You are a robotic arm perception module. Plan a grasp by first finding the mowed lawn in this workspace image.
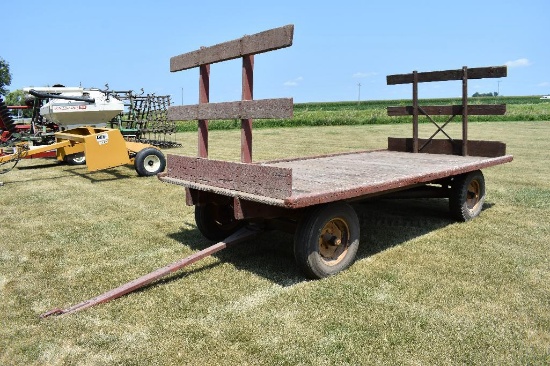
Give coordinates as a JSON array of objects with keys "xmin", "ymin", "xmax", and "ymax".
[{"xmin": 1, "ymin": 121, "xmax": 549, "ymax": 365}]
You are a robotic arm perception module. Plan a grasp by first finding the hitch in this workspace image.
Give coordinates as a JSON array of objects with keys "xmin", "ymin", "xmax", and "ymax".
[{"xmin": 40, "ymin": 226, "xmax": 260, "ymax": 318}]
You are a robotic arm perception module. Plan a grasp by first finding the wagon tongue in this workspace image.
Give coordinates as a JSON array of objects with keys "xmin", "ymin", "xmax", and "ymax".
[{"xmin": 39, "ymin": 226, "xmax": 260, "ymax": 318}]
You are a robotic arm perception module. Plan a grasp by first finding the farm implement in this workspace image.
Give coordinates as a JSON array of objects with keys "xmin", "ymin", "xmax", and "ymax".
[
  {"xmin": 40, "ymin": 24, "xmax": 512, "ymax": 318},
  {"xmin": 0, "ymin": 125, "xmax": 166, "ymax": 176},
  {"xmin": 0, "ymin": 88, "xmax": 167, "ymax": 176},
  {"xmin": 108, "ymin": 90, "xmax": 181, "ymax": 148}
]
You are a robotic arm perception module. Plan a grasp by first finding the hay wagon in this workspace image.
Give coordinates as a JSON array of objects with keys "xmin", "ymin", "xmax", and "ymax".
[
  {"xmin": 41, "ymin": 24, "xmax": 512, "ymax": 317},
  {"xmin": 158, "ymin": 24, "xmax": 511, "ymax": 279}
]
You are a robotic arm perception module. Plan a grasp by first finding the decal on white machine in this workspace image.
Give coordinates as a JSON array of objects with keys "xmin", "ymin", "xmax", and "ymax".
[
  {"xmin": 96, "ymin": 133, "xmax": 109, "ymax": 145},
  {"xmin": 52, "ymin": 105, "xmax": 87, "ymax": 111}
]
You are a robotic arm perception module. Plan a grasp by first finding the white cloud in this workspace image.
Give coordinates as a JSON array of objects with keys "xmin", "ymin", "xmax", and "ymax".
[
  {"xmin": 505, "ymin": 58, "xmax": 531, "ymax": 68},
  {"xmin": 353, "ymin": 71, "xmax": 377, "ymax": 78},
  {"xmin": 537, "ymin": 81, "xmax": 550, "ymax": 87},
  {"xmin": 284, "ymin": 76, "xmax": 303, "ymax": 87}
]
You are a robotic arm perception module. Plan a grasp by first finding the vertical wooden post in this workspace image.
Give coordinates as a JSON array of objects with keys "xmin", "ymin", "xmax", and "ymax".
[
  {"xmin": 241, "ymin": 54, "xmax": 254, "ymax": 163},
  {"xmin": 462, "ymin": 66, "xmax": 468, "ymax": 156},
  {"xmin": 198, "ymin": 64, "xmax": 210, "ymax": 158},
  {"xmin": 412, "ymin": 70, "xmax": 419, "ymax": 153}
]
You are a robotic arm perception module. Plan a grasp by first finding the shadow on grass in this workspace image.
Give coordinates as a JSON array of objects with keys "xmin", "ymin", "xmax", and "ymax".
[
  {"xmin": 44, "ymin": 199, "xmax": 495, "ymax": 315},
  {"xmin": 7, "ymin": 161, "xmax": 135, "ymax": 183},
  {"xmin": 14, "ymin": 161, "xmax": 61, "ymax": 170},
  {"xmin": 355, "ymin": 199, "xmax": 453, "ymax": 258},
  {"xmin": 67, "ymin": 166, "xmax": 136, "ymax": 183},
  {"xmin": 167, "ymin": 226, "xmax": 304, "ymax": 288},
  {"xmin": 163, "ymin": 198, "xmax": 495, "ymax": 288},
  {"xmin": 356, "ymin": 199, "xmax": 494, "ymax": 258},
  {"xmin": 4, "ymin": 164, "xmax": 79, "ymax": 184}
]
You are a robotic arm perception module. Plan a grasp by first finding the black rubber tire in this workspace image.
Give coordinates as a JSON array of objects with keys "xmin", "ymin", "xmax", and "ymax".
[
  {"xmin": 294, "ymin": 202, "xmax": 360, "ymax": 279},
  {"xmin": 134, "ymin": 147, "xmax": 166, "ymax": 176},
  {"xmin": 64, "ymin": 153, "xmax": 86, "ymax": 165},
  {"xmin": 449, "ymin": 170, "xmax": 486, "ymax": 221},
  {"xmin": 195, "ymin": 203, "xmax": 244, "ymax": 241}
]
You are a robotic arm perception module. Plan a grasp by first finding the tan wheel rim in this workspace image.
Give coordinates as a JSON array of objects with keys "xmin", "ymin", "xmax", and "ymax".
[
  {"xmin": 318, "ymin": 218, "xmax": 350, "ymax": 266},
  {"xmin": 466, "ymin": 180, "xmax": 481, "ymax": 210}
]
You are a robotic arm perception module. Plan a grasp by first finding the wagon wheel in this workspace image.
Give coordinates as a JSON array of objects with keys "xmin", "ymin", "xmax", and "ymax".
[
  {"xmin": 294, "ymin": 202, "xmax": 360, "ymax": 279},
  {"xmin": 449, "ymin": 170, "xmax": 486, "ymax": 221},
  {"xmin": 64, "ymin": 153, "xmax": 86, "ymax": 165},
  {"xmin": 134, "ymin": 147, "xmax": 166, "ymax": 176},
  {"xmin": 195, "ymin": 203, "xmax": 244, "ymax": 242}
]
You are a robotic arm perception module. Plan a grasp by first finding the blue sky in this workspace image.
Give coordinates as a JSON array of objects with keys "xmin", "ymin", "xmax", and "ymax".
[{"xmin": 3, "ymin": 0, "xmax": 549, "ymax": 103}]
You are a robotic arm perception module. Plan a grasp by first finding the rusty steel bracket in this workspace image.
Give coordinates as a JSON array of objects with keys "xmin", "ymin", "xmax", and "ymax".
[{"xmin": 40, "ymin": 226, "xmax": 260, "ymax": 318}]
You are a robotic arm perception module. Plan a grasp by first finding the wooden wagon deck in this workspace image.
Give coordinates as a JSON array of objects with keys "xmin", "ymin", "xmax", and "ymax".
[{"xmin": 158, "ymin": 149, "xmax": 513, "ymax": 209}]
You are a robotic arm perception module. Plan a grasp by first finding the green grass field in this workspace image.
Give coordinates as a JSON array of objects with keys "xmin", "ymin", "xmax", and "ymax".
[
  {"xmin": 1, "ymin": 120, "xmax": 549, "ymax": 365},
  {"xmin": 175, "ymin": 96, "xmax": 550, "ymax": 131}
]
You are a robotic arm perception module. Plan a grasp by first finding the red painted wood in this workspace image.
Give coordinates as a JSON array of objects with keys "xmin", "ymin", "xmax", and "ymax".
[{"xmin": 198, "ymin": 64, "xmax": 210, "ymax": 158}]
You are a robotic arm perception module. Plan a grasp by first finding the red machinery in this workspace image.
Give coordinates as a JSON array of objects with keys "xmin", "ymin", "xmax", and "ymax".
[{"xmin": 0, "ymin": 96, "xmax": 57, "ymax": 161}]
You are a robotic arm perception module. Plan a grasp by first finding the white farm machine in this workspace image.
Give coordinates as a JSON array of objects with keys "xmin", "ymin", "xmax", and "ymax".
[
  {"xmin": 29, "ymin": 86, "xmax": 124, "ymax": 127},
  {"xmin": 0, "ymin": 85, "xmax": 176, "ymax": 176}
]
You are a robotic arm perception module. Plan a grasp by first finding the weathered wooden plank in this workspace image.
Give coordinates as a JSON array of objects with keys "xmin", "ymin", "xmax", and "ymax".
[
  {"xmin": 160, "ymin": 150, "xmax": 512, "ymax": 207},
  {"xmin": 387, "ymin": 137, "xmax": 507, "ymax": 157},
  {"xmin": 387, "ymin": 66, "xmax": 507, "ymax": 85},
  {"xmin": 267, "ymin": 150, "xmax": 512, "ymax": 208},
  {"xmin": 170, "ymin": 24, "xmax": 294, "ymax": 72},
  {"xmin": 165, "ymin": 155, "xmax": 293, "ymax": 199},
  {"xmin": 387, "ymin": 104, "xmax": 506, "ymax": 116},
  {"xmin": 167, "ymin": 98, "xmax": 293, "ymax": 121}
]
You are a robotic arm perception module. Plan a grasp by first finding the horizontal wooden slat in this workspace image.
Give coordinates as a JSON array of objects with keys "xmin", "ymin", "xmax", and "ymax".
[
  {"xmin": 387, "ymin": 137, "xmax": 507, "ymax": 157},
  {"xmin": 170, "ymin": 24, "xmax": 294, "ymax": 72},
  {"xmin": 167, "ymin": 98, "xmax": 293, "ymax": 121},
  {"xmin": 387, "ymin": 66, "xmax": 507, "ymax": 85},
  {"xmin": 387, "ymin": 104, "xmax": 506, "ymax": 116},
  {"xmin": 165, "ymin": 155, "xmax": 293, "ymax": 199}
]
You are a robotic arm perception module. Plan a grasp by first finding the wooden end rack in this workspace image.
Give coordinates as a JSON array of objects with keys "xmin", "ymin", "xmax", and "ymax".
[
  {"xmin": 386, "ymin": 66, "xmax": 507, "ymax": 156},
  {"xmin": 168, "ymin": 24, "xmax": 295, "ymax": 163}
]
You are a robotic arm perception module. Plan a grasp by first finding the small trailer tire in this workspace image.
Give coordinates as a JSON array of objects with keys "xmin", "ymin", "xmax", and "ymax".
[
  {"xmin": 294, "ymin": 202, "xmax": 360, "ymax": 279},
  {"xmin": 195, "ymin": 203, "xmax": 244, "ymax": 241},
  {"xmin": 134, "ymin": 147, "xmax": 166, "ymax": 176},
  {"xmin": 64, "ymin": 153, "xmax": 86, "ymax": 165},
  {"xmin": 449, "ymin": 170, "xmax": 486, "ymax": 221}
]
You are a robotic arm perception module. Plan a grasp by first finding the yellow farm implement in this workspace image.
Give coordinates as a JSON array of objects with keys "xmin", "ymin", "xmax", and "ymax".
[{"xmin": 0, "ymin": 126, "xmax": 166, "ymax": 176}]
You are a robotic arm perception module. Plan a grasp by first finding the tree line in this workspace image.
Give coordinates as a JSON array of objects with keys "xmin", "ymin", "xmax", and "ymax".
[{"xmin": 472, "ymin": 92, "xmax": 499, "ymax": 97}]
